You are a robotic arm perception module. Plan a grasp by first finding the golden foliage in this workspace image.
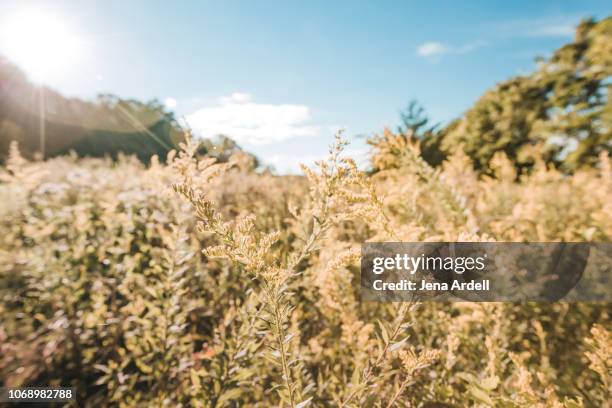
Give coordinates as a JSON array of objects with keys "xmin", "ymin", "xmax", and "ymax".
[{"xmin": 0, "ymin": 134, "xmax": 610, "ymax": 407}]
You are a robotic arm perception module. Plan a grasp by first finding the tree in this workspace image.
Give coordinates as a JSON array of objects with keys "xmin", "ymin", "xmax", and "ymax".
[
  {"xmin": 439, "ymin": 17, "xmax": 611, "ymax": 173},
  {"xmin": 60, "ymin": 95, "xmax": 186, "ymax": 163},
  {"xmin": 398, "ymin": 100, "xmax": 445, "ymax": 166},
  {"xmin": 1, "ymin": 57, "xmax": 185, "ymax": 163},
  {"xmin": 196, "ymin": 135, "xmax": 259, "ymax": 169}
]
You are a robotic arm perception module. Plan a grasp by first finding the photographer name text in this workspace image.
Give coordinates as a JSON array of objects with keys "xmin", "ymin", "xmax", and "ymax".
[{"xmin": 372, "ymin": 279, "xmax": 490, "ymax": 291}]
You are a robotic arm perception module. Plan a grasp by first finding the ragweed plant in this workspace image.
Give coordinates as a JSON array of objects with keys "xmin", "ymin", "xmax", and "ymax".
[
  {"xmin": 172, "ymin": 138, "xmax": 307, "ymax": 406},
  {"xmin": 0, "ymin": 132, "xmax": 610, "ymax": 407},
  {"xmin": 173, "ymin": 131, "xmax": 438, "ymax": 407},
  {"xmin": 584, "ymin": 325, "xmax": 611, "ymax": 406}
]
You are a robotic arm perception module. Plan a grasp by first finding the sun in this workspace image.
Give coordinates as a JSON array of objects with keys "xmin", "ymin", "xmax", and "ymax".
[{"xmin": 0, "ymin": 9, "xmax": 82, "ymax": 82}]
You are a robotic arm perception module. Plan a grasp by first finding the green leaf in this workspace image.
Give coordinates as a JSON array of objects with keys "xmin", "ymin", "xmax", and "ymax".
[
  {"xmin": 217, "ymin": 388, "xmax": 243, "ymax": 405},
  {"xmin": 457, "ymin": 372, "xmax": 476, "ymax": 383},
  {"xmin": 233, "ymin": 369, "xmax": 254, "ymax": 382},
  {"xmin": 284, "ymin": 332, "xmax": 296, "ymax": 344},
  {"xmin": 296, "ymin": 397, "xmax": 313, "ymax": 408},
  {"xmin": 377, "ymin": 320, "xmax": 389, "ymax": 344},
  {"xmin": 389, "ymin": 336, "xmax": 409, "ymax": 352},
  {"xmin": 469, "ymin": 385, "xmax": 494, "ymax": 406},
  {"xmin": 562, "ymin": 397, "xmax": 583, "ymax": 408},
  {"xmin": 135, "ymin": 360, "xmax": 152, "ymax": 374},
  {"xmin": 480, "ymin": 375, "xmax": 499, "ymax": 391},
  {"xmin": 190, "ymin": 369, "xmax": 201, "ymax": 390},
  {"xmin": 351, "ymin": 366, "xmax": 361, "ymax": 386}
]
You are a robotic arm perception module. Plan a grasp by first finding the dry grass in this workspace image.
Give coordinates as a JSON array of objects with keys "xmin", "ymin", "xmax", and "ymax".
[{"xmin": 0, "ymin": 133, "xmax": 610, "ymax": 407}]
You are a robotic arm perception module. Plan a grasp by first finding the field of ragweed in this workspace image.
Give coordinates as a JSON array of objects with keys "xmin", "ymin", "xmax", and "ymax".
[{"xmin": 0, "ymin": 133, "xmax": 610, "ymax": 407}]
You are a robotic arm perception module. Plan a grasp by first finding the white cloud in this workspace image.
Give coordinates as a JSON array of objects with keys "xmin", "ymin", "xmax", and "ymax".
[
  {"xmin": 416, "ymin": 42, "xmax": 448, "ymax": 57},
  {"xmin": 164, "ymin": 97, "xmax": 177, "ymax": 109},
  {"xmin": 416, "ymin": 41, "xmax": 485, "ymax": 60},
  {"xmin": 494, "ymin": 15, "xmax": 580, "ymax": 38},
  {"xmin": 220, "ymin": 92, "xmax": 251, "ymax": 104},
  {"xmin": 416, "ymin": 15, "xmax": 580, "ymax": 62},
  {"xmin": 185, "ymin": 92, "xmax": 320, "ymax": 145},
  {"xmin": 266, "ymin": 153, "xmax": 326, "ymax": 174},
  {"xmin": 266, "ymin": 147, "xmax": 370, "ymax": 174}
]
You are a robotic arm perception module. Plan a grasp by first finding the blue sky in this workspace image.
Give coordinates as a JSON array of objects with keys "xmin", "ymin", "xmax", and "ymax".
[{"xmin": 0, "ymin": 0, "xmax": 610, "ymax": 172}]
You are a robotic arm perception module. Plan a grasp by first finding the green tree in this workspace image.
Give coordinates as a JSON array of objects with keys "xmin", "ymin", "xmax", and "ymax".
[
  {"xmin": 440, "ymin": 17, "xmax": 611, "ymax": 172},
  {"xmin": 60, "ymin": 95, "xmax": 185, "ymax": 163},
  {"xmin": 1, "ymin": 57, "xmax": 185, "ymax": 162},
  {"xmin": 397, "ymin": 100, "xmax": 445, "ymax": 166}
]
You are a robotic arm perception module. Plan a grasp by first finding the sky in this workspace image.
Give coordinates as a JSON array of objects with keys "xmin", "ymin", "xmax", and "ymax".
[{"xmin": 0, "ymin": 0, "xmax": 610, "ymax": 172}]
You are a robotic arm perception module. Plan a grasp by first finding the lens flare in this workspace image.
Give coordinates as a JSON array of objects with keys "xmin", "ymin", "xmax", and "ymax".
[{"xmin": 0, "ymin": 9, "xmax": 81, "ymax": 82}]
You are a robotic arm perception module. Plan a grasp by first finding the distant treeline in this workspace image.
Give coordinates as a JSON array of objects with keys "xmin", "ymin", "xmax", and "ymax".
[
  {"xmin": 0, "ymin": 58, "xmax": 192, "ymax": 163},
  {"xmin": 0, "ymin": 58, "xmax": 260, "ymax": 166}
]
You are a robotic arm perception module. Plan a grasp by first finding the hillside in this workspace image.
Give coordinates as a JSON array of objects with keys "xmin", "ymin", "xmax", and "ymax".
[{"xmin": 0, "ymin": 57, "xmax": 184, "ymax": 162}]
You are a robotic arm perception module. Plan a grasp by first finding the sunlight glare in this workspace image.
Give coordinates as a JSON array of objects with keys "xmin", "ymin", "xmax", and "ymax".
[{"xmin": 0, "ymin": 9, "xmax": 81, "ymax": 82}]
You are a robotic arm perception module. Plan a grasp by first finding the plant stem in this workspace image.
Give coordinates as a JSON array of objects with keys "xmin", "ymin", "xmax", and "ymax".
[{"xmin": 340, "ymin": 303, "xmax": 410, "ymax": 407}]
